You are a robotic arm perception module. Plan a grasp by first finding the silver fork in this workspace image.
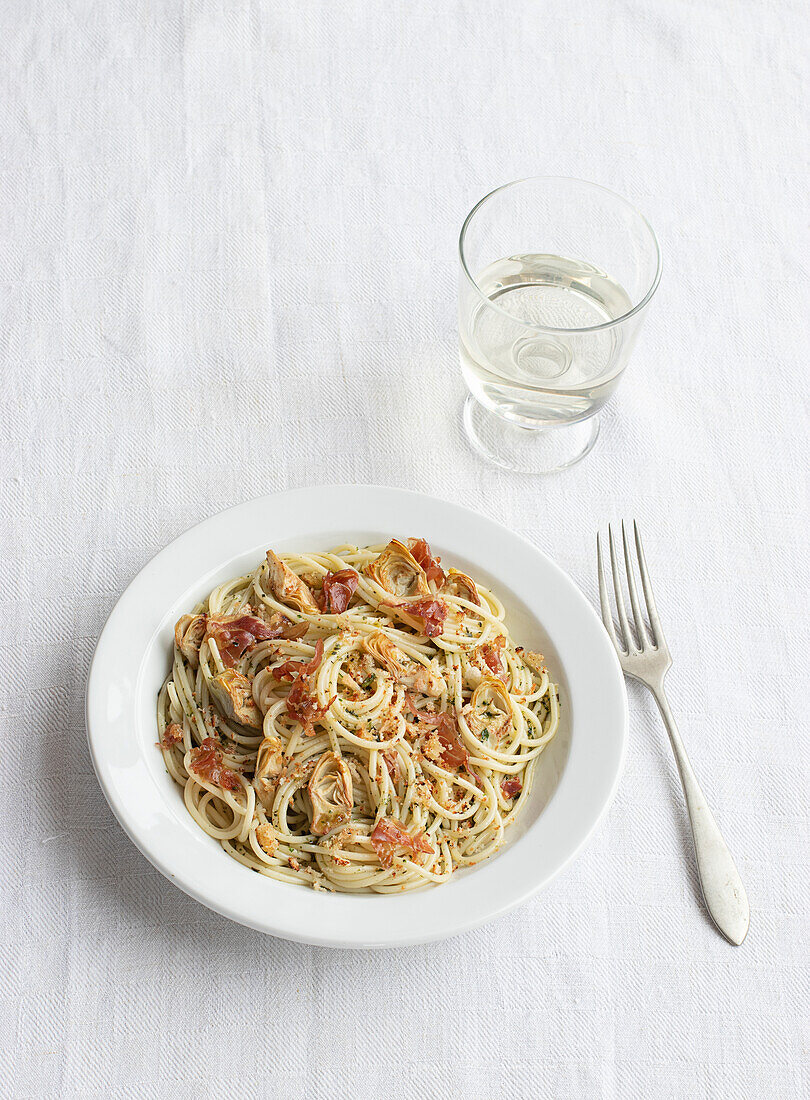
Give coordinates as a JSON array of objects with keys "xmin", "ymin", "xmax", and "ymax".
[{"xmin": 597, "ymin": 521, "xmax": 749, "ymax": 946}]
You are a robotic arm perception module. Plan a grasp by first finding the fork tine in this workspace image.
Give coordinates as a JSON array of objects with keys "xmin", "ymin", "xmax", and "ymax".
[
  {"xmin": 622, "ymin": 520, "xmax": 649, "ymax": 647},
  {"xmin": 597, "ymin": 532, "xmax": 623, "ymax": 653},
  {"xmin": 608, "ymin": 524, "xmax": 635, "ymax": 651},
  {"xmin": 633, "ymin": 520, "xmax": 663, "ymax": 645}
]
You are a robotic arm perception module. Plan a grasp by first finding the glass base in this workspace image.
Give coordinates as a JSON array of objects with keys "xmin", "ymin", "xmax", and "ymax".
[{"xmin": 463, "ymin": 395, "xmax": 600, "ymax": 473}]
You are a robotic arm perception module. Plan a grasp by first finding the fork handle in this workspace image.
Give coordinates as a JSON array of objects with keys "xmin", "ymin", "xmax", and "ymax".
[{"xmin": 651, "ymin": 683, "xmax": 749, "ymax": 945}]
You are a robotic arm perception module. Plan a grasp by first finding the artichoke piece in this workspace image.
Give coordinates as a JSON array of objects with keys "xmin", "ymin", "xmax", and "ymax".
[
  {"xmin": 307, "ymin": 751, "xmax": 353, "ymax": 836},
  {"xmin": 442, "ymin": 569, "xmax": 481, "ymax": 606},
  {"xmin": 210, "ymin": 669, "xmax": 263, "ymax": 729},
  {"xmin": 265, "ymin": 549, "xmax": 319, "ymax": 613},
  {"xmin": 253, "ymin": 735, "xmax": 284, "ymax": 809},
  {"xmin": 174, "ymin": 613, "xmax": 207, "ymax": 668},
  {"xmin": 362, "ymin": 631, "xmax": 408, "ymax": 677},
  {"xmin": 463, "ymin": 677, "xmax": 513, "ymax": 742},
  {"xmin": 366, "ymin": 539, "xmax": 430, "ymax": 598}
]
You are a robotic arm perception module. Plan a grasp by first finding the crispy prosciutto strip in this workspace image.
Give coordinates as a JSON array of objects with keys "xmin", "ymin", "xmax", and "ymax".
[
  {"xmin": 197, "ymin": 610, "xmax": 305, "ymax": 669},
  {"xmin": 475, "ymin": 635, "xmax": 508, "ymax": 683},
  {"xmin": 285, "ymin": 678, "xmax": 335, "ymax": 737},
  {"xmin": 380, "ymin": 596, "xmax": 447, "ymax": 637},
  {"xmin": 262, "ymin": 614, "xmax": 310, "ymax": 640},
  {"xmin": 381, "ymin": 750, "xmax": 400, "ymax": 784},
  {"xmin": 189, "ymin": 737, "xmax": 241, "ymax": 791},
  {"xmin": 433, "ymin": 711, "xmax": 469, "ymax": 769},
  {"xmin": 405, "ymin": 700, "xmax": 468, "ymax": 770},
  {"xmin": 206, "ymin": 613, "xmax": 280, "ymax": 667},
  {"xmin": 273, "ymin": 639, "xmax": 325, "ymax": 682},
  {"xmin": 501, "ymin": 778, "xmax": 522, "ymax": 799},
  {"xmin": 318, "ymin": 569, "xmax": 360, "ymax": 614},
  {"xmin": 279, "ymin": 635, "xmax": 332, "ymax": 735},
  {"xmin": 407, "ymin": 538, "xmax": 446, "ymax": 588},
  {"xmin": 159, "ymin": 722, "xmax": 184, "ymax": 749},
  {"xmin": 370, "ymin": 816, "xmax": 433, "ymax": 868},
  {"xmin": 409, "ymin": 597, "xmax": 447, "ymax": 637}
]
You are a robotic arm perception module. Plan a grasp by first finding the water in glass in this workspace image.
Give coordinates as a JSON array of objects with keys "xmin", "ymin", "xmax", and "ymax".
[{"xmin": 459, "ymin": 253, "xmax": 633, "ymax": 427}]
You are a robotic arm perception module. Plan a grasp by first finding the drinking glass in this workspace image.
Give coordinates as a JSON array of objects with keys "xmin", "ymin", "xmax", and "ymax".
[{"xmin": 458, "ymin": 177, "xmax": 661, "ymax": 472}]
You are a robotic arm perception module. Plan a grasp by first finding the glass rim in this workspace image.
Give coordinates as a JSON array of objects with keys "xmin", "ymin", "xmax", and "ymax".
[{"xmin": 458, "ymin": 175, "xmax": 662, "ymax": 336}]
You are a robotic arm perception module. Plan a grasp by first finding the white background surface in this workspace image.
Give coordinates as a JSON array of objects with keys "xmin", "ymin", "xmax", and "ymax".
[{"xmin": 2, "ymin": 2, "xmax": 808, "ymax": 1097}]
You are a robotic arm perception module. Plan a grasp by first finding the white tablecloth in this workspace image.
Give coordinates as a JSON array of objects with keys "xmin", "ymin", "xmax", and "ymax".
[{"xmin": 2, "ymin": 2, "xmax": 808, "ymax": 1097}]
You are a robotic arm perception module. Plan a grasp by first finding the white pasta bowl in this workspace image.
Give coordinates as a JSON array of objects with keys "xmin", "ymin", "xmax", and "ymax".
[{"xmin": 86, "ymin": 485, "xmax": 627, "ymax": 947}]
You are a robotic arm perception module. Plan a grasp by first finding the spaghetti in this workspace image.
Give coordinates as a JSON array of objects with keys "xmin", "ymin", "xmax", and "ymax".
[{"xmin": 157, "ymin": 538, "xmax": 559, "ymax": 893}]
